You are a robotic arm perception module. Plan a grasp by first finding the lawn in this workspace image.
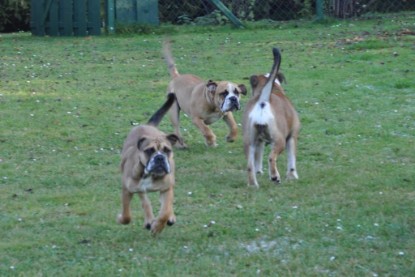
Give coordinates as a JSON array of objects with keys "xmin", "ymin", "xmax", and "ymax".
[{"xmin": 1, "ymin": 13, "xmax": 414, "ymax": 276}]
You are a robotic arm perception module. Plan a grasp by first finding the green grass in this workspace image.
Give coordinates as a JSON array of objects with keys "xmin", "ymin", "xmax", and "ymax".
[{"xmin": 1, "ymin": 14, "xmax": 414, "ymax": 276}]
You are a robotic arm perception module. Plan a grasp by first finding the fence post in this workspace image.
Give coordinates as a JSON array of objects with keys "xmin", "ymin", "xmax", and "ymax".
[
  {"xmin": 106, "ymin": 0, "xmax": 115, "ymax": 33},
  {"xmin": 316, "ymin": 0, "xmax": 324, "ymax": 20}
]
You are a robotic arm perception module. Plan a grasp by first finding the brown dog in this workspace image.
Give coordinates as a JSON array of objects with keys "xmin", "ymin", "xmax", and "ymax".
[
  {"xmin": 163, "ymin": 40, "xmax": 247, "ymax": 147},
  {"xmin": 118, "ymin": 93, "xmax": 179, "ymax": 235},
  {"xmin": 242, "ymin": 48, "xmax": 300, "ymax": 188}
]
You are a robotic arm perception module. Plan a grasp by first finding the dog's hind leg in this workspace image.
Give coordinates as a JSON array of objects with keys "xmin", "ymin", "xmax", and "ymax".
[
  {"xmin": 169, "ymin": 100, "xmax": 187, "ymax": 148},
  {"xmin": 138, "ymin": 192, "xmax": 155, "ymax": 230},
  {"xmin": 286, "ymin": 135, "xmax": 299, "ymax": 180},
  {"xmin": 223, "ymin": 112, "xmax": 238, "ymax": 142},
  {"xmin": 151, "ymin": 187, "xmax": 175, "ymax": 235},
  {"xmin": 254, "ymin": 141, "xmax": 265, "ymax": 174},
  {"xmin": 268, "ymin": 139, "xmax": 285, "ymax": 184},
  {"xmin": 117, "ymin": 186, "xmax": 134, "ymax": 224},
  {"xmin": 247, "ymin": 144, "xmax": 260, "ymax": 188}
]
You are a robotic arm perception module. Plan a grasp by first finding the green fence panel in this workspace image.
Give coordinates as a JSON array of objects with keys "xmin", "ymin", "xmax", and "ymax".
[
  {"xmin": 30, "ymin": 0, "xmax": 45, "ymax": 36},
  {"xmin": 74, "ymin": 0, "xmax": 87, "ymax": 36},
  {"xmin": 46, "ymin": 0, "xmax": 59, "ymax": 36},
  {"xmin": 30, "ymin": 0, "xmax": 101, "ymax": 36},
  {"xmin": 87, "ymin": 0, "xmax": 101, "ymax": 35},
  {"xmin": 59, "ymin": 0, "xmax": 73, "ymax": 35},
  {"xmin": 116, "ymin": 0, "xmax": 159, "ymax": 25}
]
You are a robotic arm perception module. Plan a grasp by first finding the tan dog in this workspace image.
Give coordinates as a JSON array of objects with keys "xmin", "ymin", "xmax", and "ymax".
[
  {"xmin": 118, "ymin": 93, "xmax": 179, "ymax": 235},
  {"xmin": 242, "ymin": 48, "xmax": 300, "ymax": 188},
  {"xmin": 163, "ymin": 40, "xmax": 247, "ymax": 147}
]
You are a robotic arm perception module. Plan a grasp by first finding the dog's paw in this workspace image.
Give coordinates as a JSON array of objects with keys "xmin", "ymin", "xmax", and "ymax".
[
  {"xmin": 205, "ymin": 140, "xmax": 218, "ymax": 147},
  {"xmin": 144, "ymin": 218, "xmax": 155, "ymax": 230},
  {"xmin": 247, "ymin": 181, "xmax": 259, "ymax": 188},
  {"xmin": 226, "ymin": 135, "xmax": 236, "ymax": 143},
  {"xmin": 150, "ymin": 220, "xmax": 166, "ymax": 235},
  {"xmin": 167, "ymin": 214, "xmax": 176, "ymax": 226},
  {"xmin": 117, "ymin": 214, "xmax": 131, "ymax": 225},
  {"xmin": 286, "ymin": 169, "xmax": 299, "ymax": 180},
  {"xmin": 271, "ymin": 176, "xmax": 281, "ymax": 184}
]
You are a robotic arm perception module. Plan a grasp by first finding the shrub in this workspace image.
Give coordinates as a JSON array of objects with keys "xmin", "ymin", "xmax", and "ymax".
[{"xmin": 0, "ymin": 0, "xmax": 30, "ymax": 32}]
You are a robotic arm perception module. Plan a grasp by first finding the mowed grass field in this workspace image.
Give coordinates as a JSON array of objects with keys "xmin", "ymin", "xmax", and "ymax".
[{"xmin": 1, "ymin": 14, "xmax": 414, "ymax": 276}]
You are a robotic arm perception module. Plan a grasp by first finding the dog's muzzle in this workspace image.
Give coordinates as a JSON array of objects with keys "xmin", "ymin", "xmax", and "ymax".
[
  {"xmin": 222, "ymin": 96, "xmax": 240, "ymax": 112},
  {"xmin": 145, "ymin": 152, "xmax": 170, "ymax": 177}
]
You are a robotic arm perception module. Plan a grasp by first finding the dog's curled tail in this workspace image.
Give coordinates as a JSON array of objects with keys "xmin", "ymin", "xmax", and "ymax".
[
  {"xmin": 147, "ymin": 93, "xmax": 176, "ymax": 127},
  {"xmin": 259, "ymin": 47, "xmax": 282, "ymax": 103},
  {"xmin": 163, "ymin": 40, "xmax": 180, "ymax": 79}
]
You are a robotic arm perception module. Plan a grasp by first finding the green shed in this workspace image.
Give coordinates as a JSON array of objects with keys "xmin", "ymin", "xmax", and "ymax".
[{"xmin": 116, "ymin": 0, "xmax": 159, "ymax": 25}]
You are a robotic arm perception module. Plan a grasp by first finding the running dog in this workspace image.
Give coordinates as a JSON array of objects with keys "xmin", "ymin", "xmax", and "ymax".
[
  {"xmin": 163, "ymin": 40, "xmax": 247, "ymax": 147},
  {"xmin": 242, "ymin": 48, "xmax": 300, "ymax": 188},
  {"xmin": 118, "ymin": 93, "xmax": 179, "ymax": 235}
]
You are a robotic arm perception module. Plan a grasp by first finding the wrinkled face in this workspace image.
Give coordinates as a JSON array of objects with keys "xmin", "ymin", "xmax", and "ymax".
[
  {"xmin": 212, "ymin": 82, "xmax": 247, "ymax": 113},
  {"xmin": 137, "ymin": 137, "xmax": 174, "ymax": 177}
]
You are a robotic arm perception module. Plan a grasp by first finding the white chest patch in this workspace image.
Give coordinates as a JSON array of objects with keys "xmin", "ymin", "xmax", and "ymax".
[{"xmin": 138, "ymin": 176, "xmax": 153, "ymax": 192}]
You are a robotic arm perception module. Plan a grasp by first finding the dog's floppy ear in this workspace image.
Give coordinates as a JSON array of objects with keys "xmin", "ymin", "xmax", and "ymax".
[
  {"xmin": 276, "ymin": 72, "xmax": 287, "ymax": 84},
  {"xmin": 206, "ymin": 80, "xmax": 217, "ymax": 94},
  {"xmin": 137, "ymin": 137, "xmax": 148, "ymax": 150},
  {"xmin": 166, "ymin": 134, "xmax": 179, "ymax": 145},
  {"xmin": 250, "ymin": 75, "xmax": 259, "ymax": 88},
  {"xmin": 238, "ymin": 84, "xmax": 247, "ymax": 95}
]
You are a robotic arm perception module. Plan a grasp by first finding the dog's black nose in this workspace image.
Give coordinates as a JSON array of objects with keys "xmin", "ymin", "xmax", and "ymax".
[
  {"xmin": 229, "ymin": 96, "xmax": 240, "ymax": 110},
  {"xmin": 154, "ymin": 154, "xmax": 164, "ymax": 163}
]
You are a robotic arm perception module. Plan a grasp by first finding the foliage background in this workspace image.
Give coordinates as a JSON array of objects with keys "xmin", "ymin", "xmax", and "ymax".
[{"xmin": 1, "ymin": 0, "xmax": 415, "ymax": 33}]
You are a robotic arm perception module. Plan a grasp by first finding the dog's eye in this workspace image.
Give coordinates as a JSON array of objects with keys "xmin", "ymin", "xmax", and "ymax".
[
  {"xmin": 144, "ymin": 148, "xmax": 155, "ymax": 157},
  {"xmin": 233, "ymin": 88, "xmax": 239, "ymax": 95},
  {"xmin": 163, "ymin": 147, "xmax": 171, "ymax": 155},
  {"xmin": 221, "ymin": 90, "xmax": 229, "ymax": 97}
]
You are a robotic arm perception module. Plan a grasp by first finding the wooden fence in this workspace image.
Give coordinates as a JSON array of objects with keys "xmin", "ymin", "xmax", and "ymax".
[{"xmin": 31, "ymin": 0, "xmax": 101, "ymax": 36}]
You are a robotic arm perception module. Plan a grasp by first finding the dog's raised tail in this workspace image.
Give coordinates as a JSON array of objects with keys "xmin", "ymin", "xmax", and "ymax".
[
  {"xmin": 163, "ymin": 40, "xmax": 180, "ymax": 79},
  {"xmin": 258, "ymin": 47, "xmax": 282, "ymax": 103},
  {"xmin": 147, "ymin": 93, "xmax": 176, "ymax": 127}
]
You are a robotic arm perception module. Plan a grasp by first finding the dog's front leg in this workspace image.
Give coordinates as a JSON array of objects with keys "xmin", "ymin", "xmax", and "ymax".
[
  {"xmin": 118, "ymin": 186, "xmax": 133, "ymax": 224},
  {"xmin": 223, "ymin": 112, "xmax": 238, "ymax": 142},
  {"xmin": 192, "ymin": 117, "xmax": 217, "ymax": 147},
  {"xmin": 151, "ymin": 187, "xmax": 175, "ymax": 235},
  {"xmin": 138, "ymin": 192, "xmax": 155, "ymax": 230}
]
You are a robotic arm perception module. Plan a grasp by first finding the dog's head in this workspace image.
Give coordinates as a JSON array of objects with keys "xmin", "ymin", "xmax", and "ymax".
[
  {"xmin": 137, "ymin": 134, "xmax": 178, "ymax": 177},
  {"xmin": 206, "ymin": 80, "xmax": 247, "ymax": 112},
  {"xmin": 249, "ymin": 72, "xmax": 286, "ymax": 97}
]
